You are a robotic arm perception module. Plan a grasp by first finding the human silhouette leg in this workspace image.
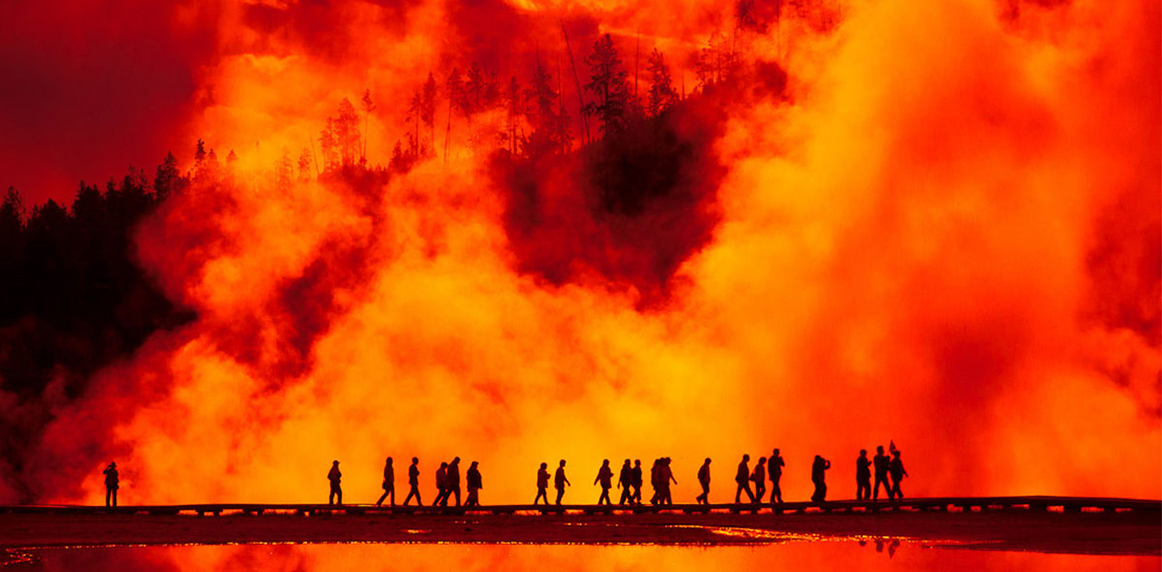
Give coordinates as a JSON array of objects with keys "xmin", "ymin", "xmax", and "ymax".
[
  {"xmin": 452, "ymin": 486, "xmax": 461, "ymax": 506},
  {"xmin": 555, "ymin": 487, "xmax": 565, "ymax": 505},
  {"xmin": 754, "ymin": 483, "xmax": 765, "ymax": 504},
  {"xmin": 874, "ymin": 476, "xmax": 888, "ymax": 500},
  {"xmin": 771, "ymin": 478, "xmax": 782, "ymax": 504},
  {"xmin": 735, "ymin": 482, "xmax": 754, "ymax": 503},
  {"xmin": 404, "ymin": 485, "xmax": 421, "ymax": 506},
  {"xmin": 105, "ymin": 488, "xmax": 111, "ymax": 507},
  {"xmin": 619, "ymin": 487, "xmax": 631, "ymax": 505},
  {"xmin": 535, "ymin": 487, "xmax": 548, "ymax": 504},
  {"xmin": 377, "ymin": 491, "xmax": 388, "ymax": 506}
]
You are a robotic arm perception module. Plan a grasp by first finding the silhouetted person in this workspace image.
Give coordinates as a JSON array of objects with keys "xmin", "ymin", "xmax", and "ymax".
[
  {"xmin": 617, "ymin": 459, "xmax": 633, "ymax": 505},
  {"xmin": 404, "ymin": 457, "xmax": 422, "ymax": 506},
  {"xmin": 103, "ymin": 462, "xmax": 119, "ymax": 507},
  {"xmin": 811, "ymin": 455, "xmax": 830, "ymax": 502},
  {"xmin": 856, "ymin": 449, "xmax": 871, "ymax": 501},
  {"xmin": 873, "ymin": 446, "xmax": 890, "ymax": 500},
  {"xmin": 466, "ymin": 461, "xmax": 483, "ymax": 507},
  {"xmin": 752, "ymin": 457, "xmax": 767, "ymax": 504},
  {"xmin": 328, "ymin": 460, "xmax": 343, "ymax": 505},
  {"xmin": 377, "ymin": 457, "xmax": 395, "ymax": 507},
  {"xmin": 434, "ymin": 462, "xmax": 448, "ymax": 506},
  {"xmin": 595, "ymin": 459, "xmax": 614, "ymax": 505},
  {"xmin": 735, "ymin": 455, "xmax": 754, "ymax": 503},
  {"xmin": 445, "ymin": 457, "xmax": 462, "ymax": 506},
  {"xmin": 649, "ymin": 458, "xmax": 661, "ymax": 505},
  {"xmin": 769, "ymin": 448, "xmax": 785, "ymax": 504},
  {"xmin": 631, "ymin": 460, "xmax": 643, "ymax": 504},
  {"xmin": 696, "ymin": 458, "xmax": 711, "ymax": 504},
  {"xmin": 554, "ymin": 460, "xmax": 571, "ymax": 505},
  {"xmin": 535, "ymin": 462, "xmax": 550, "ymax": 505},
  {"xmin": 889, "ymin": 450, "xmax": 908, "ymax": 500},
  {"xmin": 660, "ymin": 458, "xmax": 677, "ymax": 505}
]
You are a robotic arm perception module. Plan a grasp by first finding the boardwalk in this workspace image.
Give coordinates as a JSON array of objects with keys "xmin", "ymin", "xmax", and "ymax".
[
  {"xmin": 0, "ymin": 496, "xmax": 1158, "ymax": 555},
  {"xmin": 2, "ymin": 495, "xmax": 1157, "ymax": 517}
]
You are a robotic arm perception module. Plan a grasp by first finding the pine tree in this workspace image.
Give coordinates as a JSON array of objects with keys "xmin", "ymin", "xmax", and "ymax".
[
  {"xmin": 583, "ymin": 34, "xmax": 631, "ymax": 136},
  {"xmin": 646, "ymin": 49, "xmax": 677, "ymax": 117},
  {"xmin": 153, "ymin": 151, "xmax": 182, "ymax": 202}
]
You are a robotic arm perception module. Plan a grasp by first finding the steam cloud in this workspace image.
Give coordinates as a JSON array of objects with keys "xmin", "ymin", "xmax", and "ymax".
[{"xmin": 0, "ymin": 0, "xmax": 1157, "ymax": 504}]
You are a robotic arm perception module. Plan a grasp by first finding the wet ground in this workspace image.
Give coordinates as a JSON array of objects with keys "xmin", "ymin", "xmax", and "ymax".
[
  {"xmin": 2, "ymin": 540, "xmax": 1160, "ymax": 571},
  {"xmin": 0, "ymin": 510, "xmax": 1157, "ymax": 555}
]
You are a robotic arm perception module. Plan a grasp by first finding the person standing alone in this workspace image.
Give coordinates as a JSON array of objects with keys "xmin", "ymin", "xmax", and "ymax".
[
  {"xmin": 102, "ymin": 462, "xmax": 119, "ymax": 507},
  {"xmin": 328, "ymin": 460, "xmax": 343, "ymax": 505}
]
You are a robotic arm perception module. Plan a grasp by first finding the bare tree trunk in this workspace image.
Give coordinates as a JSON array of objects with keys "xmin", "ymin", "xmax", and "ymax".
[
  {"xmin": 444, "ymin": 102, "xmax": 452, "ymax": 163},
  {"xmin": 561, "ymin": 21, "xmax": 589, "ymax": 147}
]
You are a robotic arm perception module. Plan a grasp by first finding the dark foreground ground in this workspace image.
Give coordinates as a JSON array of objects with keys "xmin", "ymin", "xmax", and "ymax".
[{"xmin": 0, "ymin": 510, "xmax": 1157, "ymax": 555}]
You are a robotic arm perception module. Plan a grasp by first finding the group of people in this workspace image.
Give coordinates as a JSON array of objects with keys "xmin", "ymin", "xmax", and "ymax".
[
  {"xmin": 100, "ymin": 446, "xmax": 909, "ymax": 507},
  {"xmin": 731, "ymin": 449, "xmax": 787, "ymax": 505},
  {"xmin": 359, "ymin": 456, "xmax": 485, "ymax": 507},
  {"xmin": 857, "ymin": 446, "xmax": 909, "ymax": 501}
]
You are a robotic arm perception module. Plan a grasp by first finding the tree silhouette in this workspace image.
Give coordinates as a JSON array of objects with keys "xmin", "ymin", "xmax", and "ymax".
[
  {"xmin": 646, "ymin": 49, "xmax": 677, "ymax": 117},
  {"xmin": 583, "ymin": 34, "xmax": 631, "ymax": 136},
  {"xmin": 361, "ymin": 89, "xmax": 376, "ymax": 162}
]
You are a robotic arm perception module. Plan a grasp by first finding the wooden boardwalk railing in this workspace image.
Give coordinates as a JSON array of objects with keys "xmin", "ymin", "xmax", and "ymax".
[{"xmin": 0, "ymin": 496, "xmax": 1157, "ymax": 517}]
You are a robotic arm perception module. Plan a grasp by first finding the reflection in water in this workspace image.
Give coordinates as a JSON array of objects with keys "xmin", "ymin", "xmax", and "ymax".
[{"xmin": 6, "ymin": 542, "xmax": 1160, "ymax": 571}]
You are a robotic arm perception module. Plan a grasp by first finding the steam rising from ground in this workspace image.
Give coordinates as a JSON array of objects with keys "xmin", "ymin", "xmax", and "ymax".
[{"xmin": 4, "ymin": 0, "xmax": 1158, "ymax": 504}]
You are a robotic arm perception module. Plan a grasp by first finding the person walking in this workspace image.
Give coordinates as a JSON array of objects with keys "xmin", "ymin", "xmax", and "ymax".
[
  {"xmin": 810, "ymin": 455, "xmax": 830, "ymax": 503},
  {"xmin": 769, "ymin": 448, "xmax": 785, "ymax": 504},
  {"xmin": 735, "ymin": 455, "xmax": 754, "ymax": 503},
  {"xmin": 595, "ymin": 459, "xmax": 614, "ymax": 505},
  {"xmin": 649, "ymin": 459, "xmax": 661, "ymax": 505},
  {"xmin": 889, "ymin": 450, "xmax": 908, "ymax": 500},
  {"xmin": 630, "ymin": 459, "xmax": 643, "ymax": 505},
  {"xmin": 377, "ymin": 457, "xmax": 395, "ymax": 507},
  {"xmin": 102, "ymin": 462, "xmax": 119, "ymax": 507},
  {"xmin": 466, "ymin": 461, "xmax": 483, "ymax": 507},
  {"xmin": 328, "ymin": 460, "xmax": 343, "ymax": 505},
  {"xmin": 404, "ymin": 457, "xmax": 422, "ymax": 506},
  {"xmin": 751, "ymin": 457, "xmax": 767, "ymax": 504},
  {"xmin": 617, "ymin": 459, "xmax": 633, "ymax": 505},
  {"xmin": 696, "ymin": 458, "xmax": 711, "ymax": 505},
  {"xmin": 434, "ymin": 462, "xmax": 448, "ymax": 506},
  {"xmin": 873, "ymin": 446, "xmax": 891, "ymax": 500},
  {"xmin": 660, "ymin": 458, "xmax": 677, "ymax": 505},
  {"xmin": 554, "ymin": 460, "xmax": 571, "ymax": 505},
  {"xmin": 535, "ymin": 462, "xmax": 550, "ymax": 505},
  {"xmin": 445, "ymin": 457, "xmax": 462, "ymax": 506},
  {"xmin": 855, "ymin": 450, "xmax": 872, "ymax": 501}
]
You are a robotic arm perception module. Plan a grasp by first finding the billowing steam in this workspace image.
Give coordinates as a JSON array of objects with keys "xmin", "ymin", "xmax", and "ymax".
[{"xmin": 0, "ymin": 0, "xmax": 1157, "ymax": 505}]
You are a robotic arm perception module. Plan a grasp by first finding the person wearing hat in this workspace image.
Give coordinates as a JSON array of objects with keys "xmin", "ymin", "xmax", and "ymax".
[
  {"xmin": 328, "ymin": 460, "xmax": 343, "ymax": 505},
  {"xmin": 102, "ymin": 462, "xmax": 119, "ymax": 507}
]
